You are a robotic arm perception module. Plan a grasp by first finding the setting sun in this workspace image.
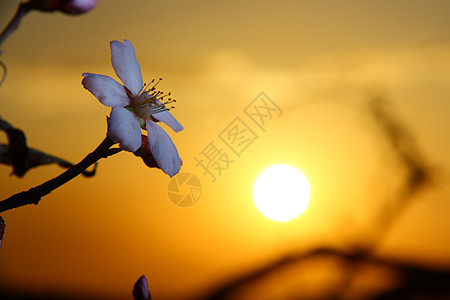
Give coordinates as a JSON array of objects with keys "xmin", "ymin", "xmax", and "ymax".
[{"xmin": 253, "ymin": 164, "xmax": 311, "ymax": 222}]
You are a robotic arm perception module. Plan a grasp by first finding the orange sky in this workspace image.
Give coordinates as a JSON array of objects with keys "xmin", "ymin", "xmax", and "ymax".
[{"xmin": 1, "ymin": 0, "xmax": 450, "ymax": 298}]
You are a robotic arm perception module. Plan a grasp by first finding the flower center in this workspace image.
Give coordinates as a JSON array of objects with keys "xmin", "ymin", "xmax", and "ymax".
[{"xmin": 125, "ymin": 78, "xmax": 176, "ymax": 121}]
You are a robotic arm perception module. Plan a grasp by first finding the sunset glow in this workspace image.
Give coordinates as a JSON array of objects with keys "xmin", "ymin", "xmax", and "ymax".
[{"xmin": 1, "ymin": 0, "xmax": 450, "ymax": 299}]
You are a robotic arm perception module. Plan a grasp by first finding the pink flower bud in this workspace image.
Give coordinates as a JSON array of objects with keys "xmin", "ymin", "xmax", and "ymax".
[
  {"xmin": 29, "ymin": 0, "xmax": 97, "ymax": 15},
  {"xmin": 60, "ymin": 0, "xmax": 97, "ymax": 14},
  {"xmin": 132, "ymin": 275, "xmax": 151, "ymax": 300}
]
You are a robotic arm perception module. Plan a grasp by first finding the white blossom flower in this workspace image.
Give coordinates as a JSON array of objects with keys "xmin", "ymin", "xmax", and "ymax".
[{"xmin": 82, "ymin": 40, "xmax": 183, "ymax": 177}]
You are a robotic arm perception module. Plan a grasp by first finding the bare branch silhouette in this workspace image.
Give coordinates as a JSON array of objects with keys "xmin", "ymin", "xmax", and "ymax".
[{"xmin": 0, "ymin": 136, "xmax": 120, "ymax": 213}]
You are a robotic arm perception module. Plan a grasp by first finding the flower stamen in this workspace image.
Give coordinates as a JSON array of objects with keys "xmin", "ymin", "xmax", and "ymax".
[
  {"xmin": 128, "ymin": 79, "xmax": 177, "ymax": 121},
  {"xmin": 149, "ymin": 78, "xmax": 163, "ymax": 91}
]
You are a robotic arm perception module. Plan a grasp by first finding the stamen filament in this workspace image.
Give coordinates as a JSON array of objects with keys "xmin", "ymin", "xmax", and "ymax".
[{"xmin": 129, "ymin": 79, "xmax": 177, "ymax": 121}]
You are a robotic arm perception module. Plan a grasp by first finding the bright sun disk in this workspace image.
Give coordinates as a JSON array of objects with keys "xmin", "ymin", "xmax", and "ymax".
[{"xmin": 253, "ymin": 164, "xmax": 310, "ymax": 222}]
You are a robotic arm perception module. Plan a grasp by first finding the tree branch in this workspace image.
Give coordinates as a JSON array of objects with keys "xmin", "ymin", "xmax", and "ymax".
[
  {"xmin": 0, "ymin": 1, "xmax": 32, "ymax": 47},
  {"xmin": 0, "ymin": 136, "xmax": 120, "ymax": 213}
]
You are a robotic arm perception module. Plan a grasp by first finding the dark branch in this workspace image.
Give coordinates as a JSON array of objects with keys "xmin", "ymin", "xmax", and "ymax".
[
  {"xmin": 0, "ymin": 1, "xmax": 32, "ymax": 47},
  {"xmin": 0, "ymin": 136, "xmax": 119, "ymax": 213}
]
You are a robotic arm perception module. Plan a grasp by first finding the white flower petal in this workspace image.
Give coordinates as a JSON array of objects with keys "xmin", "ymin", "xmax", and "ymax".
[
  {"xmin": 146, "ymin": 119, "xmax": 182, "ymax": 177},
  {"xmin": 108, "ymin": 107, "xmax": 142, "ymax": 152},
  {"xmin": 82, "ymin": 73, "xmax": 129, "ymax": 107},
  {"xmin": 110, "ymin": 40, "xmax": 143, "ymax": 96},
  {"xmin": 152, "ymin": 110, "xmax": 183, "ymax": 132}
]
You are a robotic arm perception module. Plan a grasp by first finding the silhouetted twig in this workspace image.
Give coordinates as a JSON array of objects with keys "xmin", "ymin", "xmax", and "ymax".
[
  {"xmin": 366, "ymin": 96, "xmax": 433, "ymax": 251},
  {"xmin": 0, "ymin": 136, "xmax": 121, "ymax": 213},
  {"xmin": 0, "ymin": 1, "xmax": 32, "ymax": 47},
  {"xmin": 0, "ymin": 60, "xmax": 6, "ymax": 87},
  {"xmin": 0, "ymin": 116, "xmax": 99, "ymax": 177},
  {"xmin": 203, "ymin": 248, "xmax": 450, "ymax": 299}
]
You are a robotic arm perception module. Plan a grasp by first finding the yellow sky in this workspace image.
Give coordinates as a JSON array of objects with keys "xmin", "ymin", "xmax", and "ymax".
[{"xmin": 1, "ymin": 0, "xmax": 450, "ymax": 298}]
